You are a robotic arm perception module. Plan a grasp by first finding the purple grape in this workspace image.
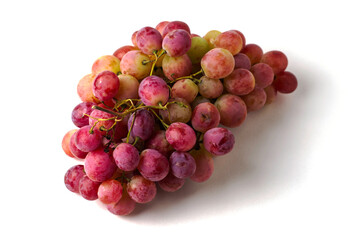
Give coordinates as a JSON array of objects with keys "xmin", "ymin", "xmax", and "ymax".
[
  {"xmin": 169, "ymin": 151, "xmax": 196, "ymax": 179},
  {"xmin": 145, "ymin": 130, "xmax": 174, "ymax": 158},
  {"xmin": 251, "ymin": 63, "xmax": 274, "ymax": 88},
  {"xmin": 165, "ymin": 122, "xmax": 196, "ymax": 152},
  {"xmin": 113, "ymin": 143, "xmax": 140, "ymax": 171},
  {"xmin": 92, "ymin": 71, "xmax": 120, "ymax": 101},
  {"xmin": 98, "ymin": 179, "xmax": 123, "ymax": 204},
  {"xmin": 127, "ymin": 175, "xmax": 157, "ymax": 204},
  {"xmin": 162, "ymin": 29, "xmax": 192, "ymax": 57},
  {"xmin": 190, "ymin": 148, "xmax": 214, "ymax": 183},
  {"xmin": 127, "ymin": 109, "xmax": 155, "ymax": 141},
  {"xmin": 69, "ymin": 131, "xmax": 87, "ymax": 160},
  {"xmin": 74, "ymin": 125, "xmax": 102, "ymax": 152},
  {"xmin": 84, "ymin": 147, "xmax": 117, "ymax": 182},
  {"xmin": 273, "ymin": 71, "xmax": 298, "ymax": 93},
  {"xmin": 203, "ymin": 127, "xmax": 235, "ymax": 156},
  {"xmin": 64, "ymin": 165, "xmax": 85, "ymax": 193},
  {"xmin": 136, "ymin": 26, "xmax": 162, "ymax": 55},
  {"xmin": 234, "ymin": 52, "xmax": 251, "ymax": 70},
  {"xmin": 138, "ymin": 149, "xmax": 169, "ymax": 182},
  {"xmin": 71, "ymin": 102, "xmax": 95, "ymax": 128},
  {"xmin": 79, "ymin": 175, "xmax": 101, "ymax": 200},
  {"xmin": 191, "ymin": 102, "xmax": 220, "ymax": 133},
  {"xmin": 158, "ymin": 172, "xmax": 185, "ymax": 192},
  {"xmin": 138, "ymin": 75, "xmax": 169, "ymax": 106}
]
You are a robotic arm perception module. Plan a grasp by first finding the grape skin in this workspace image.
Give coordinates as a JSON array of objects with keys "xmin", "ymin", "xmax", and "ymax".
[
  {"xmin": 69, "ymin": 131, "xmax": 88, "ymax": 160},
  {"xmin": 113, "ymin": 45, "xmax": 137, "ymax": 62},
  {"xmin": 71, "ymin": 102, "xmax": 95, "ymax": 128},
  {"xmin": 165, "ymin": 122, "xmax": 196, "ymax": 152},
  {"xmin": 155, "ymin": 21, "xmax": 169, "ymax": 36},
  {"xmin": 214, "ymin": 30, "xmax": 243, "ymax": 55},
  {"xmin": 138, "ymin": 149, "xmax": 169, "ymax": 182},
  {"xmin": 136, "ymin": 27, "xmax": 163, "ymax": 55},
  {"xmin": 113, "ymin": 143, "xmax": 140, "ymax": 171},
  {"xmin": 191, "ymin": 102, "xmax": 220, "ymax": 133},
  {"xmin": 92, "ymin": 55, "xmax": 120, "ymax": 75},
  {"xmin": 98, "ymin": 179, "xmax": 123, "ymax": 204},
  {"xmin": 190, "ymin": 147, "xmax": 214, "ymax": 183},
  {"xmin": 74, "ymin": 125, "xmax": 102, "ymax": 152},
  {"xmin": 106, "ymin": 186, "xmax": 136, "ymax": 215},
  {"xmin": 162, "ymin": 29, "xmax": 192, "ymax": 57},
  {"xmin": 79, "ymin": 175, "xmax": 101, "ymax": 201},
  {"xmin": 77, "ymin": 74, "xmax": 98, "ymax": 104},
  {"xmin": 214, "ymin": 94, "xmax": 247, "ymax": 128},
  {"xmin": 120, "ymin": 50, "xmax": 152, "ymax": 80},
  {"xmin": 162, "ymin": 21, "xmax": 191, "ymax": 37},
  {"xmin": 158, "ymin": 172, "xmax": 185, "ymax": 192},
  {"xmin": 169, "ymin": 151, "xmax": 196, "ymax": 179},
  {"xmin": 260, "ymin": 50, "xmax": 288, "ymax": 75},
  {"xmin": 145, "ymin": 130, "xmax": 174, "ymax": 158},
  {"xmin": 64, "ymin": 165, "xmax": 86, "ymax": 193},
  {"xmin": 251, "ymin": 63, "xmax": 274, "ymax": 88},
  {"xmin": 273, "ymin": 71, "xmax": 298, "ymax": 93},
  {"xmin": 201, "ymin": 48, "xmax": 235, "ymax": 79},
  {"xmin": 241, "ymin": 44, "xmax": 263, "ymax": 65},
  {"xmin": 171, "ymin": 79, "xmax": 198, "ymax": 103},
  {"xmin": 138, "ymin": 76, "xmax": 169, "ymax": 106},
  {"xmin": 159, "ymin": 97, "xmax": 192, "ymax": 124},
  {"xmin": 162, "ymin": 54, "xmax": 192, "ymax": 81},
  {"xmin": 264, "ymin": 85, "xmax": 277, "ymax": 104},
  {"xmin": 92, "ymin": 71, "xmax": 120, "ymax": 102},
  {"xmin": 203, "ymin": 127, "xmax": 235, "ymax": 156},
  {"xmin": 84, "ymin": 147, "xmax": 117, "ymax": 182},
  {"xmin": 223, "ymin": 68, "xmax": 255, "ymax": 96},
  {"xmin": 127, "ymin": 109, "xmax": 155, "ymax": 141},
  {"xmin": 242, "ymin": 87, "xmax": 267, "ymax": 112},
  {"xmin": 115, "ymin": 74, "xmax": 139, "ymax": 101},
  {"xmin": 127, "ymin": 175, "xmax": 157, "ymax": 204},
  {"xmin": 203, "ymin": 30, "xmax": 221, "ymax": 49},
  {"xmin": 234, "ymin": 53, "xmax": 251, "ymax": 70},
  {"xmin": 197, "ymin": 76, "xmax": 223, "ymax": 99},
  {"xmin": 187, "ymin": 36, "xmax": 210, "ymax": 64}
]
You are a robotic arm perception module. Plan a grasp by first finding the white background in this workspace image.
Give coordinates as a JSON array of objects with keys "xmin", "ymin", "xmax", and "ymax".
[{"xmin": 1, "ymin": 0, "xmax": 359, "ymax": 239}]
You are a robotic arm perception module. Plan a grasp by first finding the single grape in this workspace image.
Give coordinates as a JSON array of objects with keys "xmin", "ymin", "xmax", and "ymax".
[
  {"xmin": 214, "ymin": 94, "xmax": 247, "ymax": 128},
  {"xmin": 260, "ymin": 50, "xmax": 288, "ymax": 74},
  {"xmin": 214, "ymin": 30, "xmax": 243, "ymax": 55},
  {"xmin": 113, "ymin": 143, "xmax": 140, "ymax": 171},
  {"xmin": 106, "ymin": 186, "xmax": 136, "ymax": 215},
  {"xmin": 203, "ymin": 30, "xmax": 221, "ymax": 49},
  {"xmin": 197, "ymin": 76, "xmax": 223, "ymax": 99},
  {"xmin": 138, "ymin": 149, "xmax": 169, "ymax": 182},
  {"xmin": 171, "ymin": 79, "xmax": 198, "ymax": 103},
  {"xmin": 201, "ymin": 48, "xmax": 235, "ymax": 79},
  {"xmin": 242, "ymin": 87, "xmax": 267, "ymax": 111},
  {"xmin": 158, "ymin": 172, "xmax": 185, "ymax": 192},
  {"xmin": 155, "ymin": 21, "xmax": 169, "ymax": 36},
  {"xmin": 162, "ymin": 29, "xmax": 192, "ymax": 57},
  {"xmin": 162, "ymin": 20, "xmax": 191, "ymax": 37},
  {"xmin": 69, "ymin": 131, "xmax": 88, "ymax": 159},
  {"xmin": 234, "ymin": 53, "xmax": 251, "ymax": 70},
  {"xmin": 138, "ymin": 75, "xmax": 169, "ymax": 106},
  {"xmin": 191, "ymin": 96, "xmax": 210, "ymax": 109},
  {"xmin": 71, "ymin": 102, "xmax": 95, "ymax": 128},
  {"xmin": 79, "ymin": 175, "xmax": 101, "ymax": 201},
  {"xmin": 62, "ymin": 129, "xmax": 77, "ymax": 158},
  {"xmin": 136, "ymin": 27, "xmax": 163, "ymax": 55},
  {"xmin": 165, "ymin": 122, "xmax": 196, "ymax": 152},
  {"xmin": 187, "ymin": 37, "xmax": 210, "ymax": 64},
  {"xmin": 264, "ymin": 85, "xmax": 277, "ymax": 104},
  {"xmin": 191, "ymin": 102, "xmax": 220, "ymax": 133},
  {"xmin": 77, "ymin": 74, "xmax": 98, "ymax": 103},
  {"xmin": 98, "ymin": 179, "xmax": 123, "ymax": 204},
  {"xmin": 159, "ymin": 97, "xmax": 192, "ymax": 124},
  {"xmin": 113, "ymin": 45, "xmax": 137, "ymax": 62},
  {"xmin": 84, "ymin": 147, "xmax": 117, "ymax": 182},
  {"xmin": 64, "ymin": 165, "xmax": 86, "ymax": 193},
  {"xmin": 169, "ymin": 151, "xmax": 196, "ymax": 179},
  {"xmin": 251, "ymin": 63, "xmax": 274, "ymax": 88},
  {"xmin": 127, "ymin": 175, "xmax": 157, "ymax": 204},
  {"xmin": 92, "ymin": 55, "xmax": 120, "ymax": 75},
  {"xmin": 120, "ymin": 50, "xmax": 152, "ymax": 80},
  {"xmin": 92, "ymin": 71, "xmax": 120, "ymax": 102},
  {"xmin": 145, "ymin": 130, "xmax": 174, "ymax": 158},
  {"xmin": 162, "ymin": 54, "xmax": 192, "ymax": 81},
  {"xmin": 74, "ymin": 125, "xmax": 102, "ymax": 152},
  {"xmin": 128, "ymin": 109, "xmax": 155, "ymax": 141},
  {"xmin": 203, "ymin": 127, "xmax": 235, "ymax": 156},
  {"xmin": 190, "ymin": 147, "xmax": 214, "ymax": 182},
  {"xmin": 115, "ymin": 74, "xmax": 139, "ymax": 101},
  {"xmin": 241, "ymin": 44, "xmax": 263, "ymax": 65},
  {"xmin": 273, "ymin": 71, "xmax": 298, "ymax": 93},
  {"xmin": 223, "ymin": 68, "xmax": 255, "ymax": 96}
]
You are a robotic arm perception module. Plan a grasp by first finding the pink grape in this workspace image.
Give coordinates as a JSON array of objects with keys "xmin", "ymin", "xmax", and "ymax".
[
  {"xmin": 155, "ymin": 21, "xmax": 169, "ymax": 36},
  {"xmin": 162, "ymin": 20, "xmax": 191, "ymax": 37},
  {"xmin": 98, "ymin": 179, "xmax": 123, "ymax": 204},
  {"xmin": 92, "ymin": 71, "xmax": 120, "ymax": 102},
  {"xmin": 223, "ymin": 68, "xmax": 255, "ymax": 96},
  {"xmin": 64, "ymin": 165, "xmax": 86, "ymax": 193},
  {"xmin": 203, "ymin": 127, "xmax": 235, "ymax": 156},
  {"xmin": 113, "ymin": 45, "xmax": 137, "ymax": 62},
  {"xmin": 264, "ymin": 85, "xmax": 277, "ymax": 104},
  {"xmin": 190, "ymin": 147, "xmax": 214, "ymax": 182},
  {"xmin": 89, "ymin": 105, "xmax": 115, "ymax": 136},
  {"xmin": 169, "ymin": 151, "xmax": 196, "ymax": 179},
  {"xmin": 260, "ymin": 50, "xmax": 288, "ymax": 74},
  {"xmin": 74, "ymin": 125, "xmax": 102, "ymax": 152},
  {"xmin": 165, "ymin": 122, "xmax": 196, "ymax": 152},
  {"xmin": 120, "ymin": 50, "xmax": 152, "ymax": 80},
  {"xmin": 79, "ymin": 175, "xmax": 101, "ymax": 200},
  {"xmin": 162, "ymin": 54, "xmax": 192, "ymax": 81},
  {"xmin": 214, "ymin": 30, "xmax": 243, "ymax": 55},
  {"xmin": 138, "ymin": 149, "xmax": 169, "ymax": 181},
  {"xmin": 136, "ymin": 27, "xmax": 163, "ymax": 55},
  {"xmin": 171, "ymin": 79, "xmax": 198, "ymax": 103},
  {"xmin": 77, "ymin": 74, "xmax": 98, "ymax": 104},
  {"xmin": 69, "ymin": 131, "xmax": 88, "ymax": 159},
  {"xmin": 138, "ymin": 75, "xmax": 169, "ymax": 106},
  {"xmin": 162, "ymin": 29, "xmax": 192, "ymax": 57},
  {"xmin": 127, "ymin": 175, "xmax": 157, "ymax": 203},
  {"xmin": 234, "ymin": 53, "xmax": 251, "ymax": 70},
  {"xmin": 158, "ymin": 172, "xmax": 185, "ymax": 192},
  {"xmin": 127, "ymin": 109, "xmax": 155, "ymax": 141},
  {"xmin": 251, "ymin": 63, "xmax": 274, "ymax": 88},
  {"xmin": 241, "ymin": 44, "xmax": 263, "ymax": 65},
  {"xmin": 62, "ymin": 129, "xmax": 77, "ymax": 158},
  {"xmin": 197, "ymin": 76, "xmax": 223, "ymax": 99},
  {"xmin": 131, "ymin": 31, "xmax": 138, "ymax": 47},
  {"xmin": 273, "ymin": 71, "xmax": 298, "ymax": 93},
  {"xmin": 106, "ymin": 187, "xmax": 136, "ymax": 215},
  {"xmin": 214, "ymin": 94, "xmax": 247, "ymax": 128},
  {"xmin": 159, "ymin": 97, "xmax": 192, "ymax": 124},
  {"xmin": 191, "ymin": 102, "xmax": 220, "ymax": 133},
  {"xmin": 230, "ymin": 30, "xmax": 246, "ymax": 47},
  {"xmin": 145, "ymin": 130, "xmax": 174, "ymax": 158},
  {"xmin": 113, "ymin": 143, "xmax": 140, "ymax": 171},
  {"xmin": 201, "ymin": 48, "xmax": 235, "ymax": 79},
  {"xmin": 84, "ymin": 147, "xmax": 117, "ymax": 182},
  {"xmin": 71, "ymin": 102, "xmax": 95, "ymax": 128},
  {"xmin": 242, "ymin": 87, "xmax": 267, "ymax": 111},
  {"xmin": 92, "ymin": 55, "xmax": 120, "ymax": 75},
  {"xmin": 115, "ymin": 74, "xmax": 139, "ymax": 101}
]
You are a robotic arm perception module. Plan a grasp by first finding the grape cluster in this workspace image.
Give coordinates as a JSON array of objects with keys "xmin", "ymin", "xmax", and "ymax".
[{"xmin": 62, "ymin": 20, "xmax": 298, "ymax": 216}]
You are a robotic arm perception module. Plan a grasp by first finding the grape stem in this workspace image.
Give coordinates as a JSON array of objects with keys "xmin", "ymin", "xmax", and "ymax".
[{"xmin": 168, "ymin": 69, "xmax": 203, "ymax": 83}]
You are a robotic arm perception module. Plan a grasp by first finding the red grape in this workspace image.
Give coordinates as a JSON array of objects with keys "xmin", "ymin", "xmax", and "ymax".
[
  {"xmin": 203, "ymin": 127, "xmax": 235, "ymax": 156},
  {"xmin": 171, "ymin": 79, "xmax": 198, "ymax": 103},
  {"xmin": 162, "ymin": 54, "xmax": 192, "ymax": 81},
  {"xmin": 190, "ymin": 147, "xmax": 214, "ymax": 183},
  {"xmin": 138, "ymin": 75, "xmax": 169, "ymax": 106},
  {"xmin": 162, "ymin": 21, "xmax": 191, "ymax": 37},
  {"xmin": 84, "ymin": 147, "xmax": 117, "ymax": 182},
  {"xmin": 260, "ymin": 50, "xmax": 288, "ymax": 74},
  {"xmin": 120, "ymin": 50, "xmax": 152, "ymax": 80},
  {"xmin": 64, "ymin": 165, "xmax": 86, "ymax": 193},
  {"xmin": 98, "ymin": 179, "xmax": 123, "ymax": 204},
  {"xmin": 242, "ymin": 87, "xmax": 267, "ymax": 111},
  {"xmin": 264, "ymin": 85, "xmax": 277, "ymax": 104},
  {"xmin": 62, "ymin": 129, "xmax": 77, "ymax": 158},
  {"xmin": 113, "ymin": 45, "xmax": 137, "ymax": 62},
  {"xmin": 113, "ymin": 143, "xmax": 140, "ymax": 171},
  {"xmin": 162, "ymin": 29, "xmax": 192, "ymax": 57},
  {"xmin": 127, "ymin": 109, "xmax": 155, "ymax": 141},
  {"xmin": 127, "ymin": 175, "xmax": 157, "ymax": 204},
  {"xmin": 273, "ymin": 71, "xmax": 298, "ymax": 93},
  {"xmin": 92, "ymin": 55, "xmax": 120, "ymax": 75},
  {"xmin": 166, "ymin": 122, "xmax": 196, "ymax": 152},
  {"xmin": 159, "ymin": 97, "xmax": 192, "ymax": 124},
  {"xmin": 191, "ymin": 102, "xmax": 220, "ymax": 133},
  {"xmin": 215, "ymin": 94, "xmax": 247, "ymax": 128},
  {"xmin": 197, "ymin": 76, "xmax": 223, "ymax": 99},
  {"xmin": 234, "ymin": 52, "xmax": 251, "ymax": 70},
  {"xmin": 158, "ymin": 172, "xmax": 185, "ymax": 192},
  {"xmin": 136, "ymin": 27, "xmax": 163, "ymax": 55},
  {"xmin": 214, "ymin": 30, "xmax": 243, "ymax": 55},
  {"xmin": 69, "ymin": 131, "xmax": 88, "ymax": 160},
  {"xmin": 79, "ymin": 175, "xmax": 101, "ymax": 201},
  {"xmin": 138, "ymin": 149, "xmax": 169, "ymax": 181},
  {"xmin": 169, "ymin": 151, "xmax": 196, "ymax": 179},
  {"xmin": 71, "ymin": 102, "xmax": 95, "ymax": 128},
  {"xmin": 145, "ymin": 130, "xmax": 174, "ymax": 158},
  {"xmin": 241, "ymin": 44, "xmax": 263, "ymax": 65},
  {"xmin": 155, "ymin": 21, "xmax": 169, "ymax": 36},
  {"xmin": 106, "ymin": 186, "xmax": 136, "ymax": 215},
  {"xmin": 74, "ymin": 125, "xmax": 102, "ymax": 152},
  {"xmin": 223, "ymin": 68, "xmax": 255, "ymax": 96},
  {"xmin": 77, "ymin": 74, "xmax": 98, "ymax": 104},
  {"xmin": 251, "ymin": 63, "xmax": 274, "ymax": 88},
  {"xmin": 201, "ymin": 48, "xmax": 235, "ymax": 79}
]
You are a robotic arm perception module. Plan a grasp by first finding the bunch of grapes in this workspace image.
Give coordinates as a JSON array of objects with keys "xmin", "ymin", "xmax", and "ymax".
[{"xmin": 62, "ymin": 20, "xmax": 298, "ymax": 216}]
